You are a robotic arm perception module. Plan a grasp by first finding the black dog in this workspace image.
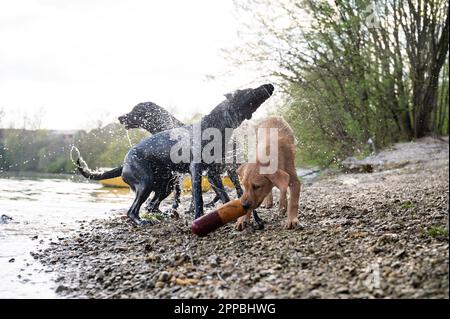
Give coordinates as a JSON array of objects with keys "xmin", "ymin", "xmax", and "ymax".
[
  {"xmin": 118, "ymin": 102, "xmax": 242, "ymax": 210},
  {"xmin": 118, "ymin": 102, "xmax": 184, "ymax": 133},
  {"xmin": 77, "ymin": 84, "xmax": 274, "ymax": 225},
  {"xmin": 118, "ymin": 102, "xmax": 184, "ymax": 213}
]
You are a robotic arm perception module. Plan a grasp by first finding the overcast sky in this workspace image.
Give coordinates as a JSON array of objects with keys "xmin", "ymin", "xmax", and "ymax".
[{"xmin": 0, "ymin": 0, "xmax": 274, "ymax": 130}]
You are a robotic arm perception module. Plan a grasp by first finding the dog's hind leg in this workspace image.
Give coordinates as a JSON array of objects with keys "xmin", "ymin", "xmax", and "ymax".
[
  {"xmin": 127, "ymin": 183, "xmax": 153, "ymax": 226},
  {"xmin": 155, "ymin": 181, "xmax": 177, "ymax": 215},
  {"xmin": 227, "ymin": 167, "xmax": 243, "ymax": 198},
  {"xmin": 205, "ymin": 167, "xmax": 233, "ymax": 207},
  {"xmin": 123, "ymin": 166, "xmax": 154, "ymax": 226},
  {"xmin": 205, "ymin": 194, "xmax": 220, "ymax": 208},
  {"xmin": 279, "ymin": 189, "xmax": 288, "ymax": 215},
  {"xmin": 207, "ymin": 171, "xmax": 230, "ymax": 204},
  {"xmin": 145, "ymin": 180, "xmax": 166, "ymax": 213},
  {"xmin": 262, "ymin": 189, "xmax": 273, "ymax": 209},
  {"xmin": 190, "ymin": 163, "xmax": 204, "ymax": 219},
  {"xmin": 172, "ymin": 178, "xmax": 182, "ymax": 210},
  {"xmin": 285, "ymin": 173, "xmax": 301, "ymax": 229},
  {"xmin": 145, "ymin": 193, "xmax": 162, "ymax": 213}
]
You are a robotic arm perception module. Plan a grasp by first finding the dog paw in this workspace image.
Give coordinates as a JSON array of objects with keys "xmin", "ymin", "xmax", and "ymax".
[
  {"xmin": 136, "ymin": 219, "xmax": 154, "ymax": 227},
  {"xmin": 252, "ymin": 221, "xmax": 265, "ymax": 230},
  {"xmin": 235, "ymin": 219, "xmax": 248, "ymax": 231},
  {"xmin": 284, "ymin": 218, "xmax": 300, "ymax": 229}
]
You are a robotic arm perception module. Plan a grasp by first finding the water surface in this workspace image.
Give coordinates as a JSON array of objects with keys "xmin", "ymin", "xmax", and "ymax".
[
  {"xmin": 0, "ymin": 168, "xmax": 319, "ymax": 298},
  {"xmin": 0, "ymin": 175, "xmax": 133, "ymax": 298}
]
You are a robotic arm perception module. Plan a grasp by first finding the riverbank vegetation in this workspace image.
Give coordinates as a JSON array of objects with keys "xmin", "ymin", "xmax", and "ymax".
[
  {"xmin": 0, "ymin": 125, "xmax": 147, "ymax": 174},
  {"xmin": 229, "ymin": 0, "xmax": 449, "ymax": 166}
]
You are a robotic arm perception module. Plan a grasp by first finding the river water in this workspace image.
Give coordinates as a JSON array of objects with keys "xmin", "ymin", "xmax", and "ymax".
[
  {"xmin": 0, "ymin": 175, "xmax": 133, "ymax": 298},
  {"xmin": 0, "ymin": 168, "xmax": 319, "ymax": 299}
]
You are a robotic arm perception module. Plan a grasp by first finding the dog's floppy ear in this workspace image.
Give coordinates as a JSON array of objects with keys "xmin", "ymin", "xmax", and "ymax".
[
  {"xmin": 237, "ymin": 163, "xmax": 248, "ymax": 179},
  {"xmin": 265, "ymin": 169, "xmax": 290, "ymax": 193}
]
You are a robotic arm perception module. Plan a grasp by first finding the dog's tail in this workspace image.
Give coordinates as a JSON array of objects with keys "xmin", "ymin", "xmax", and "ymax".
[{"xmin": 76, "ymin": 158, "xmax": 123, "ymax": 180}]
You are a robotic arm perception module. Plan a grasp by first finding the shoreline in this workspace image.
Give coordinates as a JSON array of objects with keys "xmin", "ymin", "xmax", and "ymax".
[{"xmin": 33, "ymin": 138, "xmax": 449, "ymax": 298}]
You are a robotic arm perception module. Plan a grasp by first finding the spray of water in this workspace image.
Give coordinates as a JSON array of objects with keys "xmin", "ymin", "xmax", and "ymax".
[
  {"xmin": 126, "ymin": 130, "xmax": 133, "ymax": 148},
  {"xmin": 70, "ymin": 145, "xmax": 87, "ymax": 168}
]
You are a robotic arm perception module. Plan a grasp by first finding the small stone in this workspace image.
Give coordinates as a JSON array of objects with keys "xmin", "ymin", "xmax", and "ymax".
[
  {"xmin": 8, "ymin": 258, "xmax": 15, "ymax": 263},
  {"xmin": 388, "ymin": 224, "xmax": 402, "ymax": 231},
  {"xmin": 369, "ymin": 245, "xmax": 384, "ymax": 254},
  {"xmin": 395, "ymin": 249, "xmax": 406, "ymax": 258},
  {"xmin": 55, "ymin": 285, "xmax": 69, "ymax": 293},
  {"xmin": 145, "ymin": 252, "xmax": 159, "ymax": 263},
  {"xmin": 55, "ymin": 276, "xmax": 65, "ymax": 283},
  {"xmin": 155, "ymin": 281, "xmax": 165, "ymax": 289},
  {"xmin": 95, "ymin": 271, "xmax": 105, "ymax": 282},
  {"xmin": 377, "ymin": 233, "xmax": 399, "ymax": 245},
  {"xmin": 272, "ymin": 264, "xmax": 282, "ymax": 270},
  {"xmin": 336, "ymin": 287, "xmax": 349, "ymax": 294},
  {"xmin": 158, "ymin": 271, "xmax": 171, "ymax": 282},
  {"xmin": 207, "ymin": 255, "xmax": 219, "ymax": 267},
  {"xmin": 146, "ymin": 280, "xmax": 155, "ymax": 289}
]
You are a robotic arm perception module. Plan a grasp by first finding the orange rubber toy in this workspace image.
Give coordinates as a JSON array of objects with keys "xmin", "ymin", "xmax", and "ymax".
[{"xmin": 191, "ymin": 199, "xmax": 247, "ymax": 237}]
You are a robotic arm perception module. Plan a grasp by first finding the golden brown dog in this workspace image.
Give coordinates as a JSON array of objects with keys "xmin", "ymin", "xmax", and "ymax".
[{"xmin": 236, "ymin": 116, "xmax": 301, "ymax": 230}]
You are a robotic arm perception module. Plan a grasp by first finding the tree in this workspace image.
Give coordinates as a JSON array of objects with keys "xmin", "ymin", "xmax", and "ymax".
[
  {"xmin": 397, "ymin": 0, "xmax": 449, "ymax": 137},
  {"xmin": 228, "ymin": 0, "xmax": 449, "ymax": 164},
  {"xmin": 74, "ymin": 123, "xmax": 148, "ymax": 168}
]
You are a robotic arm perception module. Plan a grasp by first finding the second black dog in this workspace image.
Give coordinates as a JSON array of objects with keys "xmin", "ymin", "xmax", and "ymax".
[{"xmin": 118, "ymin": 102, "xmax": 242, "ymax": 209}]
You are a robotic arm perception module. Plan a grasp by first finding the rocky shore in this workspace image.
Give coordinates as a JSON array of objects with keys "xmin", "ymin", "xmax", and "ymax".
[{"xmin": 34, "ymin": 138, "xmax": 449, "ymax": 298}]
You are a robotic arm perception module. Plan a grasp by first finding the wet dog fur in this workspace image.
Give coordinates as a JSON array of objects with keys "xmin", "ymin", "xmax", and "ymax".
[{"xmin": 236, "ymin": 116, "xmax": 301, "ymax": 230}]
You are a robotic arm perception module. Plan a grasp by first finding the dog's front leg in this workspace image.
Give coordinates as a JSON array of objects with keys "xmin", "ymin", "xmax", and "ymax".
[
  {"xmin": 235, "ymin": 210, "xmax": 251, "ymax": 230},
  {"xmin": 190, "ymin": 162, "xmax": 204, "ymax": 219}
]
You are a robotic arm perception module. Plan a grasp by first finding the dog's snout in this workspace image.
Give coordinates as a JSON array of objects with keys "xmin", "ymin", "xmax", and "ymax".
[
  {"xmin": 262, "ymin": 83, "xmax": 274, "ymax": 96},
  {"xmin": 118, "ymin": 115, "xmax": 127, "ymax": 123}
]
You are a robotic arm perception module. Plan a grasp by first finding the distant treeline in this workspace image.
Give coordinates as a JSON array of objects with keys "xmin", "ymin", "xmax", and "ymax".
[{"xmin": 0, "ymin": 124, "xmax": 148, "ymax": 174}]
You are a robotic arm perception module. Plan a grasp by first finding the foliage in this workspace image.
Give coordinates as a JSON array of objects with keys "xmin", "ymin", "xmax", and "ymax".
[
  {"xmin": 427, "ymin": 226, "xmax": 449, "ymax": 238},
  {"xmin": 230, "ymin": 0, "xmax": 449, "ymax": 166},
  {"xmin": 0, "ymin": 124, "xmax": 148, "ymax": 174}
]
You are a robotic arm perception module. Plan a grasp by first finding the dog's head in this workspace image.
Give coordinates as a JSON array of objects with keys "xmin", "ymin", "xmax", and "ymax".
[
  {"xmin": 225, "ymin": 84, "xmax": 274, "ymax": 123},
  {"xmin": 237, "ymin": 162, "xmax": 289, "ymax": 210},
  {"xmin": 118, "ymin": 103, "xmax": 154, "ymax": 130},
  {"xmin": 118, "ymin": 102, "xmax": 183, "ymax": 133}
]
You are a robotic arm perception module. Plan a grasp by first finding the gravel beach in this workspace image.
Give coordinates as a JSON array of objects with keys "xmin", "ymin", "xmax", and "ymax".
[{"xmin": 34, "ymin": 138, "xmax": 449, "ymax": 298}]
